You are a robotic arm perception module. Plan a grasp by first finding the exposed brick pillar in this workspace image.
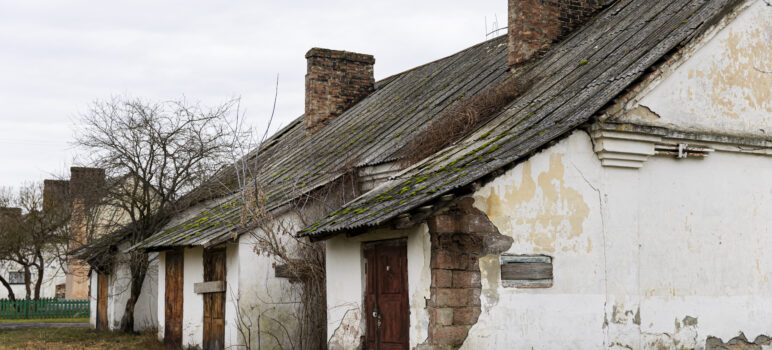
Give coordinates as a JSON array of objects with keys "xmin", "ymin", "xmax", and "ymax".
[
  {"xmin": 305, "ymin": 48, "xmax": 375, "ymax": 133},
  {"xmin": 508, "ymin": 0, "xmax": 606, "ymax": 66},
  {"xmin": 420, "ymin": 197, "xmax": 513, "ymax": 350},
  {"xmin": 66, "ymin": 167, "xmax": 105, "ymax": 299}
]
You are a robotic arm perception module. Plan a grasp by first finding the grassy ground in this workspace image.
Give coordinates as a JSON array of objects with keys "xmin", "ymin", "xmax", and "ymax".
[
  {"xmin": 0, "ymin": 327, "xmax": 165, "ymax": 350},
  {"xmin": 0, "ymin": 317, "xmax": 89, "ymax": 323}
]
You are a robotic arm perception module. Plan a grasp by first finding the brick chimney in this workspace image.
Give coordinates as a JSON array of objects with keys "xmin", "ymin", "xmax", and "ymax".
[
  {"xmin": 69, "ymin": 167, "xmax": 105, "ymax": 207},
  {"xmin": 508, "ymin": 0, "xmax": 606, "ymax": 66},
  {"xmin": 43, "ymin": 179, "xmax": 70, "ymax": 213},
  {"xmin": 66, "ymin": 167, "xmax": 105, "ymax": 300},
  {"xmin": 305, "ymin": 48, "xmax": 375, "ymax": 133}
]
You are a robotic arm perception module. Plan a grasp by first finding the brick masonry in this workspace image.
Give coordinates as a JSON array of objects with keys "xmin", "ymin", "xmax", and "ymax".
[
  {"xmin": 508, "ymin": 0, "xmax": 607, "ymax": 66},
  {"xmin": 66, "ymin": 167, "xmax": 105, "ymax": 299},
  {"xmin": 305, "ymin": 48, "xmax": 375, "ymax": 133},
  {"xmin": 419, "ymin": 197, "xmax": 513, "ymax": 350}
]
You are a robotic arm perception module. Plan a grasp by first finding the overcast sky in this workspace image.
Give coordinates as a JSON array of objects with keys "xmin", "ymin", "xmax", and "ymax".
[{"xmin": 0, "ymin": 0, "xmax": 507, "ymax": 188}]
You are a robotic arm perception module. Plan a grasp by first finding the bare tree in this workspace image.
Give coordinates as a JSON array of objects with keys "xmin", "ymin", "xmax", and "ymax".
[
  {"xmin": 75, "ymin": 96, "xmax": 240, "ymax": 332},
  {"xmin": 0, "ymin": 182, "xmax": 71, "ymax": 300},
  {"xmin": 222, "ymin": 77, "xmax": 331, "ymax": 349}
]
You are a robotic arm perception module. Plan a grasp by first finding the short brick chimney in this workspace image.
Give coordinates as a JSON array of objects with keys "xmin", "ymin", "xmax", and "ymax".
[
  {"xmin": 508, "ymin": 0, "xmax": 606, "ymax": 66},
  {"xmin": 43, "ymin": 179, "xmax": 70, "ymax": 213},
  {"xmin": 305, "ymin": 48, "xmax": 375, "ymax": 133}
]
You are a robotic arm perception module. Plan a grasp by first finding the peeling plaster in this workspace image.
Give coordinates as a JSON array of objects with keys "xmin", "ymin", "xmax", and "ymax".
[
  {"xmin": 628, "ymin": 0, "xmax": 772, "ymax": 135},
  {"xmin": 328, "ymin": 308, "xmax": 362, "ymax": 350},
  {"xmin": 478, "ymin": 153, "xmax": 590, "ymax": 253}
]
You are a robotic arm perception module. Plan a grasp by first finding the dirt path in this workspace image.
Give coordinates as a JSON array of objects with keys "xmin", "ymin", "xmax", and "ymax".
[{"xmin": 0, "ymin": 323, "xmax": 88, "ymax": 330}]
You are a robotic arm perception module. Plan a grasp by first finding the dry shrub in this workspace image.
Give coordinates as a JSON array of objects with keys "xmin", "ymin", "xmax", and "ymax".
[{"xmin": 401, "ymin": 75, "xmax": 531, "ymax": 165}]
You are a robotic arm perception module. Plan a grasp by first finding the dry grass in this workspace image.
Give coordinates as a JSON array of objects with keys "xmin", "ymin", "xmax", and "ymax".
[
  {"xmin": 401, "ymin": 75, "xmax": 531, "ymax": 165},
  {"xmin": 0, "ymin": 328, "xmax": 164, "ymax": 350}
]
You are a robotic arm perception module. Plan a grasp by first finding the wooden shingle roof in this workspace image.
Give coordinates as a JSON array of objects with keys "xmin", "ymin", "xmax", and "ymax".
[
  {"xmin": 300, "ymin": 0, "xmax": 740, "ymax": 237},
  {"xmin": 135, "ymin": 35, "xmax": 512, "ymax": 249}
]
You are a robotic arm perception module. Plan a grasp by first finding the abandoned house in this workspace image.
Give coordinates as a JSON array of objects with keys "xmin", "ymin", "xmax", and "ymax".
[
  {"xmin": 73, "ymin": 0, "xmax": 771, "ymax": 348},
  {"xmin": 303, "ymin": 0, "xmax": 771, "ymax": 349}
]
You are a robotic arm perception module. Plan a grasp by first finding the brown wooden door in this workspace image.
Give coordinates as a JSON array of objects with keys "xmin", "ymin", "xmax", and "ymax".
[
  {"xmin": 96, "ymin": 272, "xmax": 108, "ymax": 330},
  {"xmin": 164, "ymin": 251, "xmax": 184, "ymax": 349},
  {"xmin": 364, "ymin": 240, "xmax": 409, "ymax": 350},
  {"xmin": 203, "ymin": 248, "xmax": 226, "ymax": 350}
]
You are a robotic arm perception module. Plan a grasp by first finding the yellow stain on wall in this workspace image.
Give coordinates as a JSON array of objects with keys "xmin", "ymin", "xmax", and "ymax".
[
  {"xmin": 483, "ymin": 153, "xmax": 590, "ymax": 253},
  {"xmin": 691, "ymin": 17, "xmax": 772, "ymax": 119}
]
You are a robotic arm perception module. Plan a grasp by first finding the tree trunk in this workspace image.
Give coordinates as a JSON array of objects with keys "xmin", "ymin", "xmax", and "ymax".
[
  {"xmin": 34, "ymin": 260, "xmax": 44, "ymax": 300},
  {"xmin": 119, "ymin": 251, "xmax": 148, "ymax": 333},
  {"xmin": 0, "ymin": 276, "xmax": 16, "ymax": 300},
  {"xmin": 23, "ymin": 266, "xmax": 31, "ymax": 298}
]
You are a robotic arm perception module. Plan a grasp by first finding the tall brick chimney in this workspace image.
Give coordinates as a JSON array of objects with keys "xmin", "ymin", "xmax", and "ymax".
[
  {"xmin": 69, "ymin": 167, "xmax": 105, "ymax": 207},
  {"xmin": 305, "ymin": 48, "xmax": 375, "ymax": 133},
  {"xmin": 66, "ymin": 167, "xmax": 105, "ymax": 299},
  {"xmin": 43, "ymin": 179, "xmax": 70, "ymax": 213},
  {"xmin": 508, "ymin": 0, "xmax": 606, "ymax": 66}
]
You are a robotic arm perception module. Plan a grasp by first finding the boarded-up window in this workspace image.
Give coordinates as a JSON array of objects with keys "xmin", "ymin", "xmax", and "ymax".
[{"xmin": 500, "ymin": 255, "xmax": 553, "ymax": 288}]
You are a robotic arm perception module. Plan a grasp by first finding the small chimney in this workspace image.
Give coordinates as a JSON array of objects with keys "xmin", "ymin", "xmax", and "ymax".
[
  {"xmin": 69, "ymin": 167, "xmax": 105, "ymax": 208},
  {"xmin": 43, "ymin": 179, "xmax": 70, "ymax": 213},
  {"xmin": 508, "ymin": 0, "xmax": 606, "ymax": 66},
  {"xmin": 305, "ymin": 48, "xmax": 375, "ymax": 133}
]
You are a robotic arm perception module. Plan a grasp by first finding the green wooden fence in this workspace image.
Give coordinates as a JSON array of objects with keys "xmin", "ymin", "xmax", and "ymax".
[{"xmin": 0, "ymin": 298, "xmax": 89, "ymax": 319}]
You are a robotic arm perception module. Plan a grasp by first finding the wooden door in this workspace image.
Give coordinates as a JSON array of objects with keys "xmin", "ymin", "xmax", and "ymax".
[
  {"xmin": 203, "ymin": 248, "xmax": 226, "ymax": 350},
  {"xmin": 364, "ymin": 240, "xmax": 409, "ymax": 350},
  {"xmin": 164, "ymin": 251, "xmax": 184, "ymax": 349},
  {"xmin": 96, "ymin": 272, "xmax": 108, "ymax": 330}
]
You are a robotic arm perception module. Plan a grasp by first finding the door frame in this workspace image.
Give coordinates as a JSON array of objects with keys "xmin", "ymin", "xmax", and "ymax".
[{"xmin": 363, "ymin": 239, "xmax": 409, "ymax": 350}]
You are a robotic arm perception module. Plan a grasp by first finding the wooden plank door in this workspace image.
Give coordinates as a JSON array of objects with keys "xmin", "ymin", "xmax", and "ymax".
[
  {"xmin": 96, "ymin": 272, "xmax": 109, "ymax": 330},
  {"xmin": 364, "ymin": 240, "xmax": 409, "ymax": 350},
  {"xmin": 164, "ymin": 251, "xmax": 184, "ymax": 349},
  {"xmin": 203, "ymin": 248, "xmax": 226, "ymax": 350}
]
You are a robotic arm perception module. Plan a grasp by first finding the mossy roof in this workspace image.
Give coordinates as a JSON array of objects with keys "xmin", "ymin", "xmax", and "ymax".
[
  {"xmin": 300, "ymin": 0, "xmax": 739, "ymax": 237},
  {"xmin": 135, "ymin": 35, "xmax": 511, "ymax": 249}
]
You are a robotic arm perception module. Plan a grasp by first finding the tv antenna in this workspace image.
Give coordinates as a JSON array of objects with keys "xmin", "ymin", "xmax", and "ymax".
[{"xmin": 485, "ymin": 14, "xmax": 507, "ymax": 39}]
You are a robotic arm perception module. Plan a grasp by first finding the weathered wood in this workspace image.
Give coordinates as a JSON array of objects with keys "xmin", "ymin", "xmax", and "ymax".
[
  {"xmin": 364, "ymin": 241, "xmax": 409, "ymax": 350},
  {"xmin": 203, "ymin": 248, "xmax": 226, "ymax": 350},
  {"xmin": 194, "ymin": 281, "xmax": 226, "ymax": 294},
  {"xmin": 501, "ymin": 262, "xmax": 553, "ymax": 281},
  {"xmin": 97, "ymin": 272, "xmax": 108, "ymax": 330},
  {"xmin": 164, "ymin": 251, "xmax": 184, "ymax": 348}
]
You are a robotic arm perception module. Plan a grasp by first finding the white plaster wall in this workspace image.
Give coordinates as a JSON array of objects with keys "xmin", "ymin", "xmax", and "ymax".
[
  {"xmin": 105, "ymin": 249, "xmax": 158, "ymax": 332},
  {"xmin": 224, "ymin": 242, "xmax": 239, "ymax": 349},
  {"xmin": 462, "ymin": 130, "xmax": 772, "ymax": 349},
  {"xmin": 625, "ymin": 0, "xmax": 771, "ymax": 136},
  {"xmin": 182, "ymin": 247, "xmax": 204, "ymax": 348},
  {"xmin": 89, "ymin": 271, "xmax": 97, "ymax": 328},
  {"xmin": 156, "ymin": 251, "xmax": 166, "ymax": 341},
  {"xmin": 325, "ymin": 224, "xmax": 432, "ymax": 349},
  {"xmin": 0, "ymin": 258, "xmax": 66, "ymax": 299},
  {"xmin": 237, "ymin": 226, "xmax": 302, "ymax": 349}
]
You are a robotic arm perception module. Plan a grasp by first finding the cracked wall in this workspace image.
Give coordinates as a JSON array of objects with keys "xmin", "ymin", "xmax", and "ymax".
[
  {"xmin": 459, "ymin": 127, "xmax": 772, "ymax": 349},
  {"xmin": 325, "ymin": 224, "xmax": 432, "ymax": 349}
]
